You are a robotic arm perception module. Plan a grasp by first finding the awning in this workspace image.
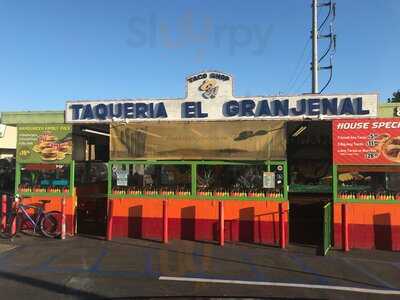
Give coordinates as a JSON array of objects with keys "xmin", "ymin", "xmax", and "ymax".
[{"xmin": 110, "ymin": 120, "xmax": 286, "ymax": 161}]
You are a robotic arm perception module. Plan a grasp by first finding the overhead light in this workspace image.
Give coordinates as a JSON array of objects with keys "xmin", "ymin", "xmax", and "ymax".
[
  {"xmin": 292, "ymin": 125, "xmax": 307, "ymax": 137},
  {"xmin": 82, "ymin": 129, "xmax": 110, "ymax": 137}
]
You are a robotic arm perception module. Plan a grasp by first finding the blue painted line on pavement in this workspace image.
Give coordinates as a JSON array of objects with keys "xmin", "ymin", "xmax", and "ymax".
[
  {"xmin": 89, "ymin": 247, "xmax": 108, "ymax": 272},
  {"xmin": 0, "ymin": 245, "xmax": 25, "ymax": 263},
  {"xmin": 187, "ymin": 243, "xmax": 206, "ymax": 278},
  {"xmin": 192, "ymin": 243, "xmax": 203, "ymax": 274},
  {"xmin": 343, "ymin": 258, "xmax": 396, "ymax": 290},
  {"xmin": 0, "ymin": 245, "xmax": 28, "ymax": 270},
  {"xmin": 392, "ymin": 262, "xmax": 400, "ymax": 271},
  {"xmin": 28, "ymin": 255, "xmax": 59, "ymax": 272},
  {"xmin": 145, "ymin": 251, "xmax": 158, "ymax": 276},
  {"xmin": 241, "ymin": 251, "xmax": 265, "ymax": 282},
  {"xmin": 288, "ymin": 255, "xmax": 330, "ymax": 285}
]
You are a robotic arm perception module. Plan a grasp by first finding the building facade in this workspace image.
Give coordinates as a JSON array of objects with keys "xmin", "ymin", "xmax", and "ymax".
[{"xmin": 1, "ymin": 71, "xmax": 399, "ymax": 253}]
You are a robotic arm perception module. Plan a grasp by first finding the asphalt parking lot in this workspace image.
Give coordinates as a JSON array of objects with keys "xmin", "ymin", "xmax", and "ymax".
[{"xmin": 0, "ymin": 235, "xmax": 399, "ymax": 299}]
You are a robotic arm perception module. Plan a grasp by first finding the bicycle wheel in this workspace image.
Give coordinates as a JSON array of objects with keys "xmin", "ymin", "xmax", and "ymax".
[
  {"xmin": 40, "ymin": 211, "xmax": 62, "ymax": 238},
  {"xmin": 0, "ymin": 213, "xmax": 18, "ymax": 239}
]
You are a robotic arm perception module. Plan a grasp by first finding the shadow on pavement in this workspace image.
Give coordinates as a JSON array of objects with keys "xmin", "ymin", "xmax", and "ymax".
[
  {"xmin": 0, "ymin": 270, "xmax": 107, "ymax": 299},
  {"xmin": 108, "ymin": 239, "xmax": 388, "ymax": 290},
  {"xmin": 0, "ymin": 269, "xmax": 324, "ymax": 300}
]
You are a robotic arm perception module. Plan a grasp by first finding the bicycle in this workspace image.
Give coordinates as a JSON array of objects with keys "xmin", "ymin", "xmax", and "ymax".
[{"xmin": 0, "ymin": 194, "xmax": 62, "ymax": 239}]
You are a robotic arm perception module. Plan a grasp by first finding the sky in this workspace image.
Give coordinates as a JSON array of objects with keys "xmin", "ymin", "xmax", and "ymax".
[{"xmin": 0, "ymin": 0, "xmax": 399, "ymax": 112}]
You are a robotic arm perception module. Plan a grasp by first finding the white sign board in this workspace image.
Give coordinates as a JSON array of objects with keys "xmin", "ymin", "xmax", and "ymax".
[
  {"xmin": 116, "ymin": 170, "xmax": 128, "ymax": 186},
  {"xmin": 65, "ymin": 71, "xmax": 378, "ymax": 123},
  {"xmin": 263, "ymin": 172, "xmax": 275, "ymax": 189}
]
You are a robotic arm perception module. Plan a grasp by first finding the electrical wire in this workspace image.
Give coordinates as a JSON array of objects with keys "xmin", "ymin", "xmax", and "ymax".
[
  {"xmin": 319, "ymin": 30, "xmax": 333, "ymax": 63},
  {"xmin": 294, "ymin": 73, "xmax": 311, "ymax": 94},
  {"xmin": 318, "ymin": 2, "xmax": 332, "ymax": 32},
  {"xmin": 320, "ymin": 58, "xmax": 333, "ymax": 93},
  {"xmin": 286, "ymin": 40, "xmax": 311, "ymax": 94}
]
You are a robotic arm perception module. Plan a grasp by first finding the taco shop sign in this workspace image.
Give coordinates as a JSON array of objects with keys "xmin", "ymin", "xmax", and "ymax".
[{"xmin": 65, "ymin": 72, "xmax": 378, "ymax": 123}]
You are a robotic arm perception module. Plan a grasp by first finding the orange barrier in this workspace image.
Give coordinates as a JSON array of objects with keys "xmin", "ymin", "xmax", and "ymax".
[
  {"xmin": 334, "ymin": 203, "xmax": 400, "ymax": 251},
  {"xmin": 110, "ymin": 198, "xmax": 287, "ymax": 245}
]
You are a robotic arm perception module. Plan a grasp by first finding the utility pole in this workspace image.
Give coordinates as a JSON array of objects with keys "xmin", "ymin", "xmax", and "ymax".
[{"xmin": 311, "ymin": 0, "xmax": 319, "ymax": 94}]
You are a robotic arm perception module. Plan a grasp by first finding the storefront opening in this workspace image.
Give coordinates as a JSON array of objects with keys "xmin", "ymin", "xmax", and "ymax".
[
  {"xmin": 287, "ymin": 120, "xmax": 332, "ymax": 248},
  {"xmin": 73, "ymin": 124, "xmax": 109, "ymax": 237}
]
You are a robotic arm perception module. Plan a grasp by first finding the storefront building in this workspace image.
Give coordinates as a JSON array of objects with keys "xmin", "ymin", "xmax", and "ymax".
[{"xmin": 3, "ymin": 71, "xmax": 399, "ymax": 253}]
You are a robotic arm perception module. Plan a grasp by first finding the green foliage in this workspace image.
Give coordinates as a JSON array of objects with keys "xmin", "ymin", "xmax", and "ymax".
[{"xmin": 388, "ymin": 90, "xmax": 400, "ymax": 103}]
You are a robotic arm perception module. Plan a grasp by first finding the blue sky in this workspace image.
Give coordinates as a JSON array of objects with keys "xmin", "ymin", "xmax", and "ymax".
[{"xmin": 0, "ymin": 0, "xmax": 398, "ymax": 111}]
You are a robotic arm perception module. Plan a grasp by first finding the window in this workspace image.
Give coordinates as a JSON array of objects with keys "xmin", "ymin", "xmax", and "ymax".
[
  {"xmin": 75, "ymin": 162, "xmax": 108, "ymax": 185},
  {"xmin": 111, "ymin": 163, "xmax": 191, "ymax": 195},
  {"xmin": 197, "ymin": 164, "xmax": 284, "ymax": 198},
  {"xmin": 337, "ymin": 166, "xmax": 400, "ymax": 200},
  {"xmin": 19, "ymin": 164, "xmax": 70, "ymax": 193},
  {"xmin": 109, "ymin": 161, "xmax": 286, "ymax": 199}
]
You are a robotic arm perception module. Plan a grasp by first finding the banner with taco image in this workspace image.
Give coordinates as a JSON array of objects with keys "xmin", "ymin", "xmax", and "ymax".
[{"xmin": 17, "ymin": 124, "xmax": 72, "ymax": 163}]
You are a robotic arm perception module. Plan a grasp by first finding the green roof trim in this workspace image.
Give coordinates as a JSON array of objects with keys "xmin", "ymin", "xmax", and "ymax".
[{"xmin": 1, "ymin": 111, "xmax": 65, "ymax": 125}]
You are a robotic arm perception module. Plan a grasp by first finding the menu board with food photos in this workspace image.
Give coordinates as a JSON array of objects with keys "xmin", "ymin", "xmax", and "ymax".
[
  {"xmin": 333, "ymin": 118, "xmax": 400, "ymax": 164},
  {"xmin": 17, "ymin": 124, "xmax": 72, "ymax": 163}
]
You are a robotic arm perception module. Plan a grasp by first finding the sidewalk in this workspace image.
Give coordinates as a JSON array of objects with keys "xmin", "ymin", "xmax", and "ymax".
[{"xmin": 0, "ymin": 235, "xmax": 399, "ymax": 299}]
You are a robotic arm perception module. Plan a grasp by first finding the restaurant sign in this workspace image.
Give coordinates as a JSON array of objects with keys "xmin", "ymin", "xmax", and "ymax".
[
  {"xmin": 333, "ymin": 118, "xmax": 400, "ymax": 164},
  {"xmin": 65, "ymin": 72, "xmax": 378, "ymax": 123},
  {"xmin": 17, "ymin": 124, "xmax": 72, "ymax": 163}
]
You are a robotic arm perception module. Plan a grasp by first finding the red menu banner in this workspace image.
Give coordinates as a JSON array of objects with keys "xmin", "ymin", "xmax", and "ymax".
[{"xmin": 333, "ymin": 118, "xmax": 400, "ymax": 164}]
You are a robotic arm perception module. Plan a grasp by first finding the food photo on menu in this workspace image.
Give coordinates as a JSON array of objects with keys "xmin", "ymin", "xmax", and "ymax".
[{"xmin": 32, "ymin": 131, "xmax": 72, "ymax": 162}]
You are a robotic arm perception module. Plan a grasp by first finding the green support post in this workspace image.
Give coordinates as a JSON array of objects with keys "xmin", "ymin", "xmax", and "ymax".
[
  {"xmin": 70, "ymin": 160, "xmax": 75, "ymax": 196},
  {"xmin": 15, "ymin": 162, "xmax": 21, "ymax": 195},
  {"xmin": 333, "ymin": 164, "xmax": 338, "ymax": 202},
  {"xmin": 107, "ymin": 162, "xmax": 112, "ymax": 197},
  {"xmin": 191, "ymin": 163, "xmax": 197, "ymax": 196},
  {"xmin": 283, "ymin": 160, "xmax": 288, "ymax": 201}
]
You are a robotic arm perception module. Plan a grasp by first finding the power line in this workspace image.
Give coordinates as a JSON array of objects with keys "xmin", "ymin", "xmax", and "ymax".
[
  {"xmin": 286, "ymin": 39, "xmax": 310, "ymax": 94},
  {"xmin": 295, "ymin": 73, "xmax": 311, "ymax": 94}
]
